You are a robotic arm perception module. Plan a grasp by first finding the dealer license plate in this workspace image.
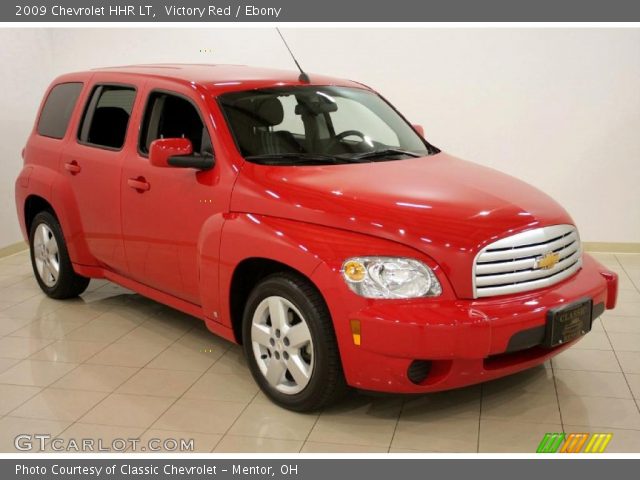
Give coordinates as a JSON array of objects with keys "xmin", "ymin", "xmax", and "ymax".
[{"xmin": 543, "ymin": 298, "xmax": 593, "ymax": 348}]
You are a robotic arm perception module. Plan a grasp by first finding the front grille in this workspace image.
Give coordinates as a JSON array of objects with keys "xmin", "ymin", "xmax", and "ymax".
[{"xmin": 473, "ymin": 224, "xmax": 582, "ymax": 298}]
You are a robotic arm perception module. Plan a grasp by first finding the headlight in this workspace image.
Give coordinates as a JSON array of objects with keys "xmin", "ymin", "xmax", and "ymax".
[{"xmin": 341, "ymin": 257, "xmax": 442, "ymax": 299}]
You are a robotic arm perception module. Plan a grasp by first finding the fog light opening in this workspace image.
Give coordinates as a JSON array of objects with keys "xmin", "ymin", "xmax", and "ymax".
[{"xmin": 407, "ymin": 360, "xmax": 432, "ymax": 384}]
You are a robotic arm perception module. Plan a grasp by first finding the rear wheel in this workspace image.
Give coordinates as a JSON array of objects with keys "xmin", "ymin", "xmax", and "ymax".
[
  {"xmin": 242, "ymin": 272, "xmax": 347, "ymax": 411},
  {"xmin": 29, "ymin": 211, "xmax": 90, "ymax": 299}
]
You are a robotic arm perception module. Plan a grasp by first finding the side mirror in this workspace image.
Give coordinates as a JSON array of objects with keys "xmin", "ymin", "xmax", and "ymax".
[
  {"xmin": 149, "ymin": 138, "xmax": 214, "ymax": 170},
  {"xmin": 412, "ymin": 124, "xmax": 425, "ymax": 137}
]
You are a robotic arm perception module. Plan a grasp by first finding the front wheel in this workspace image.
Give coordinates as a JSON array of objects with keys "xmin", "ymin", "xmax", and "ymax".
[
  {"xmin": 242, "ymin": 272, "xmax": 347, "ymax": 411},
  {"xmin": 29, "ymin": 211, "xmax": 90, "ymax": 299}
]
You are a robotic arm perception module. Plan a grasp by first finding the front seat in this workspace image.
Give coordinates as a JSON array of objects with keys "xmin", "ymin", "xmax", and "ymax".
[{"xmin": 253, "ymin": 97, "xmax": 302, "ymax": 154}]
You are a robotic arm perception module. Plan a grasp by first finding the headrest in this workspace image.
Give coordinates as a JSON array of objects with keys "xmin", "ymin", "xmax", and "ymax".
[{"xmin": 253, "ymin": 97, "xmax": 284, "ymax": 126}]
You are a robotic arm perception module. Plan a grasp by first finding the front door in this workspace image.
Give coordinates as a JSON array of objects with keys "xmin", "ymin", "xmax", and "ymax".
[{"xmin": 120, "ymin": 86, "xmax": 226, "ymax": 306}]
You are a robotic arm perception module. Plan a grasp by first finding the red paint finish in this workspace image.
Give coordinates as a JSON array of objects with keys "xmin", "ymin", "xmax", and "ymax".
[
  {"xmin": 231, "ymin": 154, "xmax": 573, "ymax": 299},
  {"xmin": 15, "ymin": 65, "xmax": 618, "ymax": 394},
  {"xmin": 312, "ymin": 254, "xmax": 612, "ymax": 392},
  {"xmin": 149, "ymin": 138, "xmax": 193, "ymax": 168}
]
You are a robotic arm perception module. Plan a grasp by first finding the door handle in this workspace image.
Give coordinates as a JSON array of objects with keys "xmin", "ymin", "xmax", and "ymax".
[
  {"xmin": 64, "ymin": 161, "xmax": 81, "ymax": 175},
  {"xmin": 127, "ymin": 177, "xmax": 151, "ymax": 192}
]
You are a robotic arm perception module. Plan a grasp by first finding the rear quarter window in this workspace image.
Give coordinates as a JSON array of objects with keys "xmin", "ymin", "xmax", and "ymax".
[{"xmin": 37, "ymin": 82, "xmax": 84, "ymax": 139}]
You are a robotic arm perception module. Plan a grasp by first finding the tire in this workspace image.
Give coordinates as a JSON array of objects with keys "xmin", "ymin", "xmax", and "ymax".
[
  {"xmin": 29, "ymin": 211, "xmax": 90, "ymax": 299},
  {"xmin": 242, "ymin": 272, "xmax": 347, "ymax": 411}
]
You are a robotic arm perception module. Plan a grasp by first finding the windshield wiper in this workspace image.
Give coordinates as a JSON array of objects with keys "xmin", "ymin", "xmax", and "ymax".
[
  {"xmin": 245, "ymin": 153, "xmax": 354, "ymax": 165},
  {"xmin": 346, "ymin": 148, "xmax": 423, "ymax": 161}
]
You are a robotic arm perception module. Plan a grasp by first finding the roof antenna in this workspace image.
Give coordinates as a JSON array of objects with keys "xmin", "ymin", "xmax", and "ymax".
[{"xmin": 276, "ymin": 28, "xmax": 310, "ymax": 84}]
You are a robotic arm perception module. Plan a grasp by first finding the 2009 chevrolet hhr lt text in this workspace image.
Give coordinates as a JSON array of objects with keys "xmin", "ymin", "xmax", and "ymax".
[{"xmin": 15, "ymin": 64, "xmax": 618, "ymax": 411}]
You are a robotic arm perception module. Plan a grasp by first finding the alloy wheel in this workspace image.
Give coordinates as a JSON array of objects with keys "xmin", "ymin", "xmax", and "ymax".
[
  {"xmin": 33, "ymin": 223, "xmax": 60, "ymax": 288},
  {"xmin": 250, "ymin": 295, "xmax": 314, "ymax": 395}
]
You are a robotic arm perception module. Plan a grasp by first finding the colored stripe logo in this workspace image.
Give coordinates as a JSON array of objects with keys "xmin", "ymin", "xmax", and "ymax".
[
  {"xmin": 584, "ymin": 433, "xmax": 613, "ymax": 453},
  {"xmin": 537, "ymin": 433, "xmax": 565, "ymax": 453},
  {"xmin": 537, "ymin": 433, "xmax": 612, "ymax": 453}
]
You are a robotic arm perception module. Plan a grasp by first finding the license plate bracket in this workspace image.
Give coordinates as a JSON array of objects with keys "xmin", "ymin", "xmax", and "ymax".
[{"xmin": 543, "ymin": 297, "xmax": 593, "ymax": 348}]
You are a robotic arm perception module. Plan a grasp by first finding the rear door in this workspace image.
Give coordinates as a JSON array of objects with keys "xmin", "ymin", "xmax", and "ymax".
[{"xmin": 60, "ymin": 75, "xmax": 141, "ymax": 274}]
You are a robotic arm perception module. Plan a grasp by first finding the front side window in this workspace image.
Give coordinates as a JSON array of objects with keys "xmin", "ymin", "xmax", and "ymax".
[
  {"xmin": 78, "ymin": 85, "xmax": 136, "ymax": 150},
  {"xmin": 218, "ymin": 86, "xmax": 438, "ymax": 165},
  {"xmin": 37, "ymin": 82, "xmax": 83, "ymax": 139},
  {"xmin": 139, "ymin": 91, "xmax": 212, "ymax": 156}
]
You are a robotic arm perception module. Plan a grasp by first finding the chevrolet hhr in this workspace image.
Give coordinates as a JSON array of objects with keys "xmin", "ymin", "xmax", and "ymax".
[{"xmin": 15, "ymin": 65, "xmax": 618, "ymax": 411}]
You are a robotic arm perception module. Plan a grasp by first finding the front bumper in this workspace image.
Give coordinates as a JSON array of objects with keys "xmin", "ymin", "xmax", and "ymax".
[{"xmin": 313, "ymin": 253, "xmax": 618, "ymax": 393}]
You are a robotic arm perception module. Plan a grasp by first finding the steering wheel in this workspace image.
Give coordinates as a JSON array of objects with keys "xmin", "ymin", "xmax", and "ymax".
[{"xmin": 326, "ymin": 130, "xmax": 367, "ymax": 152}]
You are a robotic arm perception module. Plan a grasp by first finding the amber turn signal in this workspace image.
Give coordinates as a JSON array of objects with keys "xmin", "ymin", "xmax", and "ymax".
[
  {"xmin": 350, "ymin": 319, "xmax": 361, "ymax": 346},
  {"xmin": 343, "ymin": 260, "xmax": 366, "ymax": 282}
]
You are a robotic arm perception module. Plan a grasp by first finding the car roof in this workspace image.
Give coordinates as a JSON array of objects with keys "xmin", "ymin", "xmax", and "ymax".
[{"xmin": 83, "ymin": 64, "xmax": 367, "ymax": 94}]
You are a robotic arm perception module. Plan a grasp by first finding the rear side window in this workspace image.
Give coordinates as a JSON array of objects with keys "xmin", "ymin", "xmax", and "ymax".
[
  {"xmin": 78, "ymin": 85, "xmax": 136, "ymax": 150},
  {"xmin": 37, "ymin": 82, "xmax": 83, "ymax": 139}
]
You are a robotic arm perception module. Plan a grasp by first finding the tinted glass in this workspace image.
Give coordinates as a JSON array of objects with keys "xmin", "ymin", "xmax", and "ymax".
[
  {"xmin": 78, "ymin": 85, "xmax": 136, "ymax": 150},
  {"xmin": 139, "ymin": 92, "xmax": 211, "ymax": 155},
  {"xmin": 37, "ymin": 82, "xmax": 83, "ymax": 139},
  {"xmin": 219, "ymin": 86, "xmax": 435, "ymax": 165}
]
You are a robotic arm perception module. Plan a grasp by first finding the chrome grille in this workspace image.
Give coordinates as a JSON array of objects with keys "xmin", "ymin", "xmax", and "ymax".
[{"xmin": 473, "ymin": 224, "xmax": 582, "ymax": 298}]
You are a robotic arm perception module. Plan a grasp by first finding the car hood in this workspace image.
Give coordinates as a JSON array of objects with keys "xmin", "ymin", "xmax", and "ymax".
[{"xmin": 231, "ymin": 152, "xmax": 574, "ymax": 298}]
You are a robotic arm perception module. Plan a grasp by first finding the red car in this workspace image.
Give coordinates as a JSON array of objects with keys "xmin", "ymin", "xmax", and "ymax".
[{"xmin": 15, "ymin": 64, "xmax": 618, "ymax": 411}]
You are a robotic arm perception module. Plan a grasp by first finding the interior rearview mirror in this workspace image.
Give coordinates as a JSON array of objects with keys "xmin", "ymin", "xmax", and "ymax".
[
  {"xmin": 149, "ymin": 138, "xmax": 214, "ymax": 170},
  {"xmin": 412, "ymin": 124, "xmax": 425, "ymax": 137},
  {"xmin": 295, "ymin": 101, "xmax": 338, "ymax": 115}
]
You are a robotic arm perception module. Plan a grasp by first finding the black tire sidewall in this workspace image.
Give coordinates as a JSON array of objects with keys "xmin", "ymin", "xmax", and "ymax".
[{"xmin": 242, "ymin": 274, "xmax": 337, "ymax": 411}]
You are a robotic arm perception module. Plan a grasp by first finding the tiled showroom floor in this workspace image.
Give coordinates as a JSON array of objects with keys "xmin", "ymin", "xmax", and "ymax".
[{"xmin": 0, "ymin": 250, "xmax": 639, "ymax": 453}]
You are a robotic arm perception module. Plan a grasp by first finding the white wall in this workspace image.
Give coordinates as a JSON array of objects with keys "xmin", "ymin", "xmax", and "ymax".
[
  {"xmin": 1, "ymin": 28, "xmax": 638, "ymax": 247},
  {"xmin": 0, "ymin": 29, "xmax": 55, "ymax": 247}
]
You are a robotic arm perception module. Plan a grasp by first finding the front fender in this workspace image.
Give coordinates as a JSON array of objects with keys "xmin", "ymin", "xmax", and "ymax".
[
  {"xmin": 217, "ymin": 213, "xmax": 328, "ymax": 328},
  {"xmin": 216, "ymin": 213, "xmax": 456, "ymax": 355}
]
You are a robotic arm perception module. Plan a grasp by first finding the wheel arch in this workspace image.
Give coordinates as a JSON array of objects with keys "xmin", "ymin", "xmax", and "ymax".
[
  {"xmin": 17, "ymin": 165, "xmax": 95, "ymax": 266},
  {"xmin": 24, "ymin": 194, "xmax": 56, "ymax": 233},
  {"xmin": 228, "ymin": 257, "xmax": 322, "ymax": 344},
  {"xmin": 217, "ymin": 213, "xmax": 351, "ymax": 344}
]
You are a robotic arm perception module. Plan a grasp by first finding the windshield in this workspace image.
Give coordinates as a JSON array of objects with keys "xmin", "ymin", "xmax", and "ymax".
[{"xmin": 218, "ymin": 86, "xmax": 439, "ymax": 166}]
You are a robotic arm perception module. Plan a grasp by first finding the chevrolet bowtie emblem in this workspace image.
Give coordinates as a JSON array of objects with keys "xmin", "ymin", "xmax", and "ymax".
[{"xmin": 536, "ymin": 251, "xmax": 560, "ymax": 270}]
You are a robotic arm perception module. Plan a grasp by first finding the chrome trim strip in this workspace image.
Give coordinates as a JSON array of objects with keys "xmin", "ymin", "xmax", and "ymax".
[
  {"xmin": 473, "ymin": 224, "xmax": 582, "ymax": 298},
  {"xmin": 476, "ymin": 251, "xmax": 579, "ymax": 287},
  {"xmin": 475, "ymin": 258, "xmax": 582, "ymax": 297},
  {"xmin": 484, "ymin": 224, "xmax": 576, "ymax": 250},
  {"xmin": 477, "ymin": 232, "xmax": 577, "ymax": 263}
]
